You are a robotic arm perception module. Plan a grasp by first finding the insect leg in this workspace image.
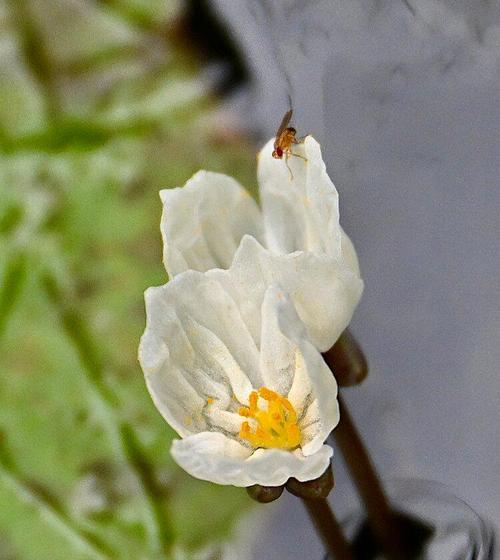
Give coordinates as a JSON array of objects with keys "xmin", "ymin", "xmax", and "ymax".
[
  {"xmin": 284, "ymin": 153, "xmax": 294, "ymax": 180},
  {"xmin": 290, "ymin": 152, "xmax": 308, "ymax": 162}
]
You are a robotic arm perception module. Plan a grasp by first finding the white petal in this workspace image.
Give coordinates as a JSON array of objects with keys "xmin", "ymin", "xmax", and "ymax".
[
  {"xmin": 139, "ymin": 286, "xmax": 208, "ymax": 437},
  {"xmin": 258, "ymin": 136, "xmax": 341, "ymax": 258},
  {"xmin": 143, "ymin": 358, "xmax": 208, "ymax": 438},
  {"xmin": 207, "ymin": 239, "xmax": 268, "ymax": 346},
  {"xmin": 177, "ymin": 313, "xmax": 255, "ymax": 404},
  {"xmin": 160, "ymin": 171, "xmax": 264, "ymax": 277},
  {"xmin": 293, "ymin": 347, "xmax": 339, "ymax": 456},
  {"xmin": 258, "ymin": 285, "xmax": 304, "ymax": 395},
  {"xmin": 172, "ymin": 432, "xmax": 333, "ymax": 486},
  {"xmin": 139, "ymin": 271, "xmax": 262, "ymax": 435},
  {"xmin": 212, "ymin": 236, "xmax": 363, "ymax": 352},
  {"xmin": 340, "ymin": 226, "xmax": 361, "ymax": 278},
  {"xmin": 267, "ymin": 291, "xmax": 340, "ymax": 456},
  {"xmin": 286, "ymin": 351, "xmax": 312, "ymax": 421}
]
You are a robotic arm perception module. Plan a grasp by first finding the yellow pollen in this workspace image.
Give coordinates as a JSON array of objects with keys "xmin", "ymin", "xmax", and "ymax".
[{"xmin": 238, "ymin": 387, "xmax": 301, "ymax": 450}]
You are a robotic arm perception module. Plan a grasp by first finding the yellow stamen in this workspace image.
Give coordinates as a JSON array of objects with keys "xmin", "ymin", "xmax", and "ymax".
[{"xmin": 238, "ymin": 387, "xmax": 301, "ymax": 450}]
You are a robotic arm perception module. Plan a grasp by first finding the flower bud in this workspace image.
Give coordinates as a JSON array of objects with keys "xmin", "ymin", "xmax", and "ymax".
[
  {"xmin": 323, "ymin": 329, "xmax": 368, "ymax": 387},
  {"xmin": 247, "ymin": 484, "xmax": 284, "ymax": 503},
  {"xmin": 286, "ymin": 464, "xmax": 334, "ymax": 500}
]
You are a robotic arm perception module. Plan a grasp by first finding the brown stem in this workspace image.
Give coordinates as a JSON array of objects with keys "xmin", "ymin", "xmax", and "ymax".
[
  {"xmin": 333, "ymin": 395, "xmax": 405, "ymax": 559},
  {"xmin": 301, "ymin": 498, "xmax": 354, "ymax": 560}
]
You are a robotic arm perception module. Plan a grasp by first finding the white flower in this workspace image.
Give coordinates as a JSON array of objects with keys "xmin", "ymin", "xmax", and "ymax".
[
  {"xmin": 139, "ymin": 270, "xmax": 339, "ymax": 487},
  {"xmin": 160, "ymin": 136, "xmax": 363, "ymax": 352}
]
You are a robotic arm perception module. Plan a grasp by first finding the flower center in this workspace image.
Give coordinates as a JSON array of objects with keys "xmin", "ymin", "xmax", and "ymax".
[{"xmin": 238, "ymin": 387, "xmax": 301, "ymax": 450}]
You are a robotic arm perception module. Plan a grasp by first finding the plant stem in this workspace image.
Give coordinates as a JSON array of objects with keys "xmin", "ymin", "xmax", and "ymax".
[
  {"xmin": 333, "ymin": 395, "xmax": 405, "ymax": 559},
  {"xmin": 301, "ymin": 497, "xmax": 354, "ymax": 560},
  {"xmin": 0, "ymin": 253, "xmax": 27, "ymax": 341}
]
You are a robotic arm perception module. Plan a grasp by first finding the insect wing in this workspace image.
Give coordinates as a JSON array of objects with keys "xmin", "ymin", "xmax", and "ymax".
[{"xmin": 275, "ymin": 109, "xmax": 293, "ymax": 139}]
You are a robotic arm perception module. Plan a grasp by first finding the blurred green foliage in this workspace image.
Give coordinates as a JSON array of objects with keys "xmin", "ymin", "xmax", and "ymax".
[{"xmin": 0, "ymin": 1, "xmax": 257, "ymax": 558}]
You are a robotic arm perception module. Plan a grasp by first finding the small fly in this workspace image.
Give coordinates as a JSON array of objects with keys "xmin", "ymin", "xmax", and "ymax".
[{"xmin": 272, "ymin": 109, "xmax": 306, "ymax": 179}]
